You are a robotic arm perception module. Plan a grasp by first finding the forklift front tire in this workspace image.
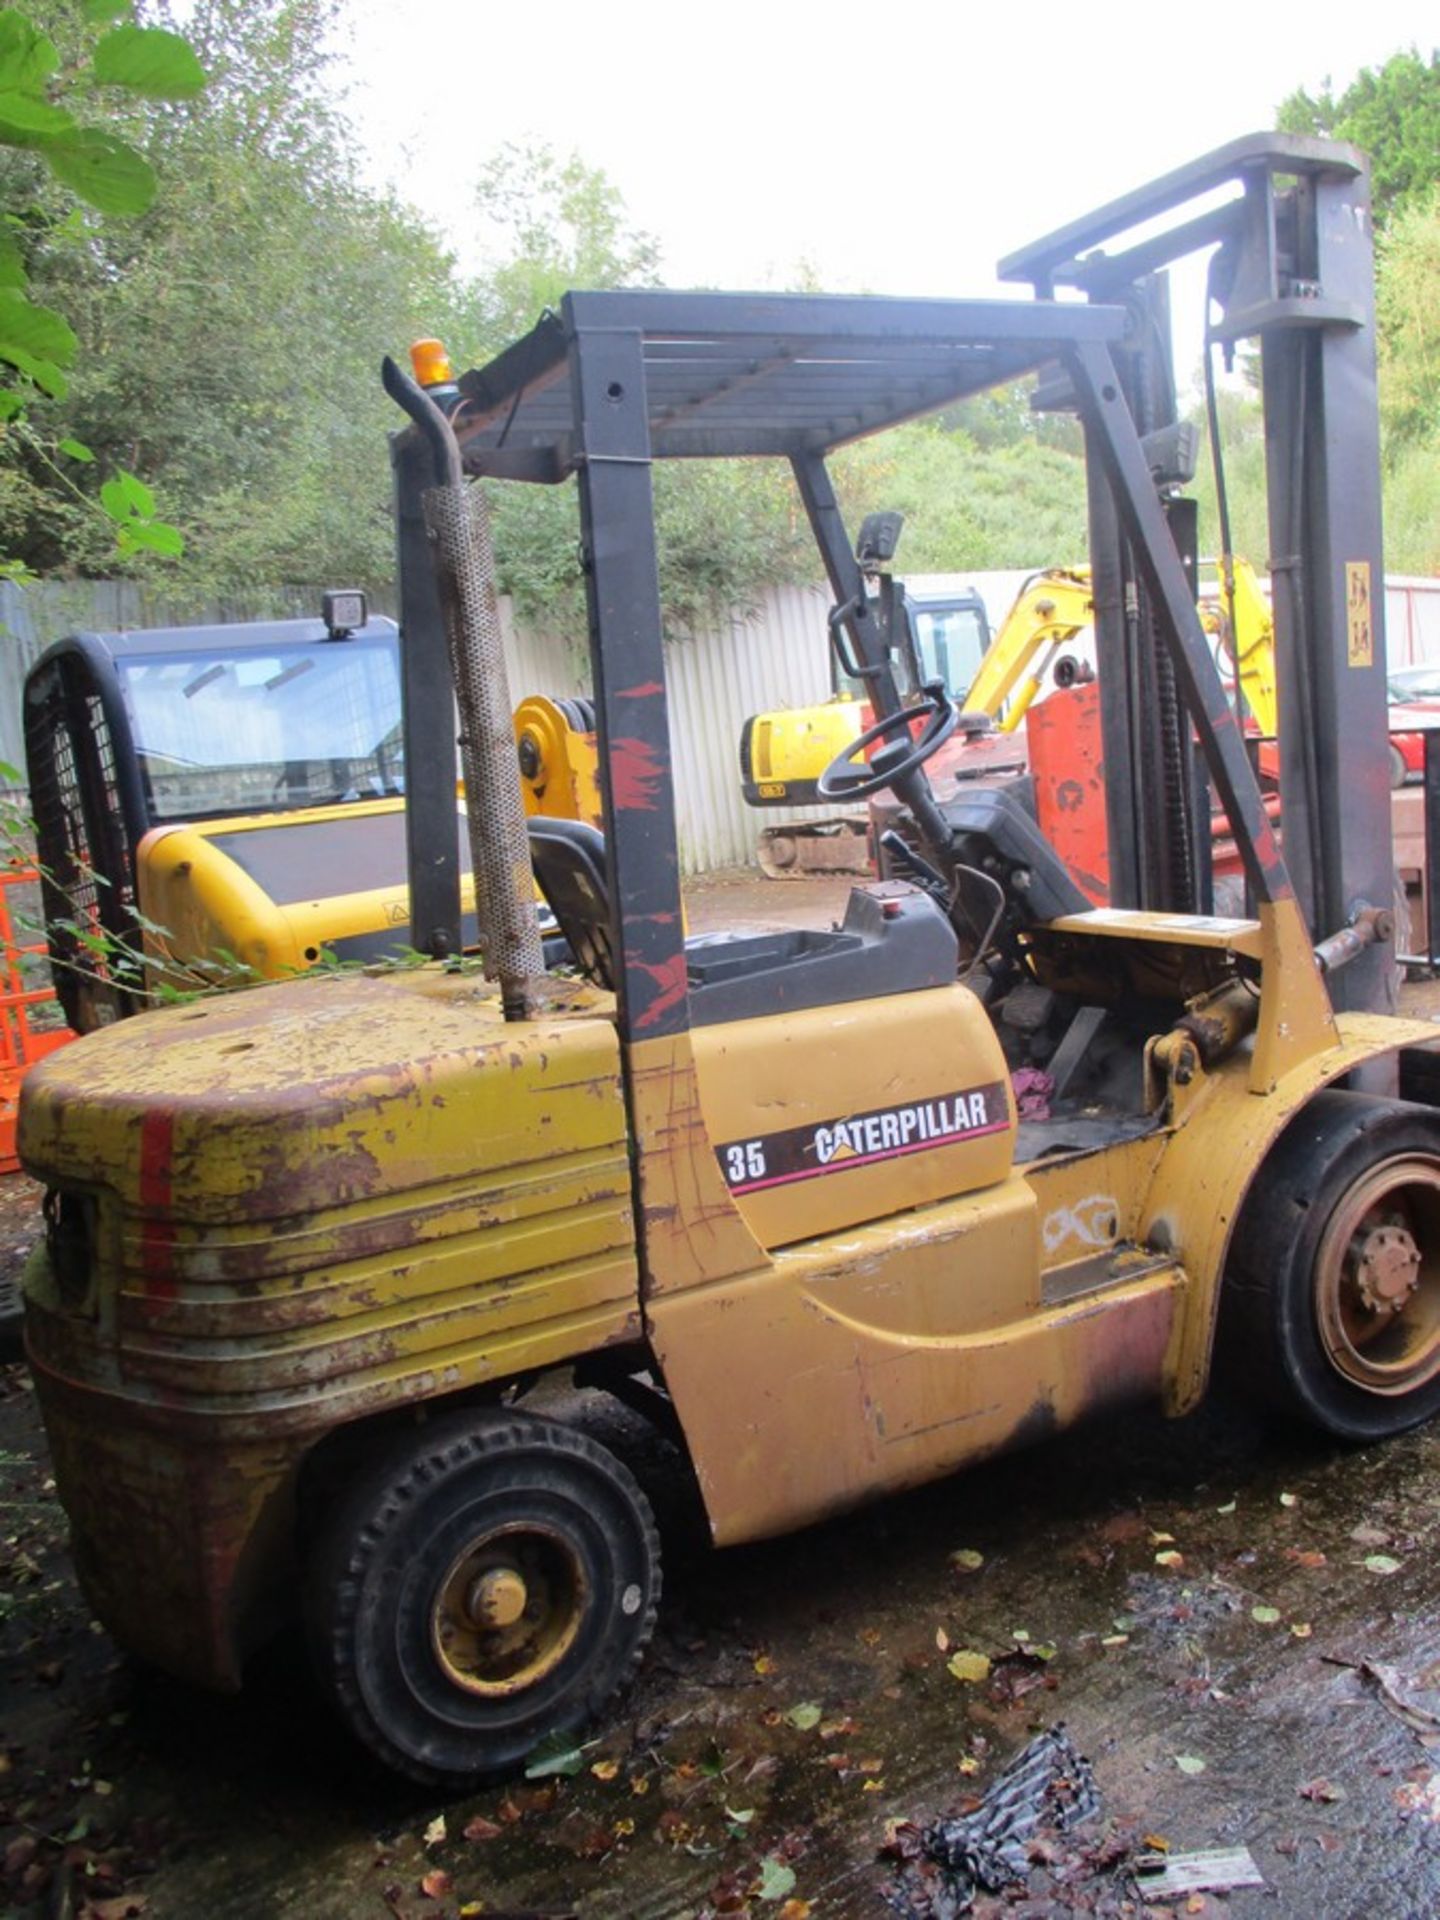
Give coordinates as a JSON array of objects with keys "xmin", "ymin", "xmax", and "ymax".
[
  {"xmin": 304, "ymin": 1408, "xmax": 661, "ymax": 1785},
  {"xmin": 1221, "ymin": 1090, "xmax": 1440, "ymax": 1441}
]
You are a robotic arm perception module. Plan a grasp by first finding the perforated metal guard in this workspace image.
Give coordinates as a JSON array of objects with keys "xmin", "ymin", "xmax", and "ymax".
[{"xmin": 423, "ymin": 481, "xmax": 545, "ymax": 1012}]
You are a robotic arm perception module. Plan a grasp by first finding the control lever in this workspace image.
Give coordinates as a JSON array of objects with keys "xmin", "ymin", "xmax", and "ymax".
[{"xmin": 880, "ymin": 830, "xmax": 949, "ymax": 905}]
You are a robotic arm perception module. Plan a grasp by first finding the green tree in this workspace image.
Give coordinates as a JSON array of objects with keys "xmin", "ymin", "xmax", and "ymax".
[
  {"xmin": 1377, "ymin": 185, "xmax": 1440, "ymax": 447},
  {"xmin": 1376, "ymin": 183, "xmax": 1440, "ymax": 572},
  {"xmin": 833, "ymin": 416, "xmax": 1089, "ymax": 572},
  {"xmin": 469, "ymin": 141, "xmax": 811, "ymax": 634},
  {"xmin": 0, "ymin": 0, "xmax": 202, "ymax": 574},
  {"xmin": 1277, "ymin": 49, "xmax": 1440, "ymax": 226},
  {"xmin": 470, "ymin": 141, "xmax": 661, "ymax": 354},
  {"xmin": 3, "ymin": 0, "xmax": 466, "ymax": 588}
]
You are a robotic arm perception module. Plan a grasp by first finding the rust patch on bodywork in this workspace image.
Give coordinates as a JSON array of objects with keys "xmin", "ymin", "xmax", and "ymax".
[{"xmin": 609, "ymin": 735, "xmax": 665, "ymax": 811}]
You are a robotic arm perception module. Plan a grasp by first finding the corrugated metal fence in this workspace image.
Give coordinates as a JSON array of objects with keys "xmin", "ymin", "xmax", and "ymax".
[
  {"xmin": 5, "ymin": 573, "xmax": 1439, "ymax": 875},
  {"xmin": 0, "ymin": 576, "xmax": 839, "ymax": 872}
]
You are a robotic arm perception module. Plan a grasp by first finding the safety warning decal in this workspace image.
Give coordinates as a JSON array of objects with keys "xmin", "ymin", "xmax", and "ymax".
[
  {"xmin": 715, "ymin": 1080, "xmax": 1009, "ymax": 1196},
  {"xmin": 1346, "ymin": 560, "xmax": 1373, "ymax": 668}
]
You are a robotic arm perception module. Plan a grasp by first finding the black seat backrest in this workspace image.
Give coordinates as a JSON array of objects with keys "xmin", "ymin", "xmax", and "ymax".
[
  {"xmin": 527, "ymin": 815, "xmax": 615, "ymax": 988},
  {"xmin": 941, "ymin": 783, "xmax": 1090, "ymax": 923},
  {"xmin": 528, "ymin": 817, "xmax": 962, "ymax": 1023}
]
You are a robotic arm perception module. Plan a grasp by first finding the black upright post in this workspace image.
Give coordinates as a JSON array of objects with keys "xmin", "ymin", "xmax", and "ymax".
[
  {"xmin": 1261, "ymin": 163, "xmax": 1392, "ymax": 1013},
  {"xmin": 1424, "ymin": 730, "xmax": 1440, "ymax": 968},
  {"xmin": 567, "ymin": 320, "xmax": 688, "ymax": 1046},
  {"xmin": 1083, "ymin": 435, "xmax": 1142, "ymax": 908},
  {"xmin": 392, "ymin": 430, "xmax": 462, "ymax": 958}
]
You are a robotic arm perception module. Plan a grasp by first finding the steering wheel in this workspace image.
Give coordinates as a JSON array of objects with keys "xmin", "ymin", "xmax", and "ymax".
[{"xmin": 816, "ymin": 685, "xmax": 958, "ymax": 801}]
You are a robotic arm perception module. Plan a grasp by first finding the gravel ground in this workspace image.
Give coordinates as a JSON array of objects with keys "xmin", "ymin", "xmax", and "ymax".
[{"xmin": 4, "ymin": 872, "xmax": 1440, "ymax": 1919}]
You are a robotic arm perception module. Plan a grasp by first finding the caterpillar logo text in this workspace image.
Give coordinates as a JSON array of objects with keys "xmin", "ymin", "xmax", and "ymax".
[{"xmin": 716, "ymin": 1081, "xmax": 1009, "ymax": 1195}]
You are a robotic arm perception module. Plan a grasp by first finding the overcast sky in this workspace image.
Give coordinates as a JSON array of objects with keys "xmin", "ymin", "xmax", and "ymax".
[{"xmin": 333, "ymin": 1, "xmax": 1434, "ymax": 379}]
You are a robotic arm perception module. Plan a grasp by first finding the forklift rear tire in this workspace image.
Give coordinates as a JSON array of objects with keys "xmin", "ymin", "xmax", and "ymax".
[
  {"xmin": 1222, "ymin": 1091, "xmax": 1440, "ymax": 1440},
  {"xmin": 304, "ymin": 1408, "xmax": 661, "ymax": 1784}
]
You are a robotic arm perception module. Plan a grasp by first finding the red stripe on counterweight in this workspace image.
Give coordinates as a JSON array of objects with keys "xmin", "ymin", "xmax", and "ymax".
[{"xmin": 138, "ymin": 1109, "xmax": 177, "ymax": 1293}]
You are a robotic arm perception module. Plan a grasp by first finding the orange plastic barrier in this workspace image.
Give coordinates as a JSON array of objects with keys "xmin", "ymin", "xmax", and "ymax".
[{"xmin": 0, "ymin": 864, "xmax": 74, "ymax": 1173}]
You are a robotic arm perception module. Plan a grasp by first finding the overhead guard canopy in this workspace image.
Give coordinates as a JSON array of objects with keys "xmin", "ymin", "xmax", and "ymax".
[{"xmin": 449, "ymin": 291, "xmax": 1130, "ymax": 479}]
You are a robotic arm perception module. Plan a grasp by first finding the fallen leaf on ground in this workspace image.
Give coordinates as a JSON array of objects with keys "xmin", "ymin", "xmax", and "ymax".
[
  {"xmin": 1286, "ymin": 1549, "xmax": 1327, "ymax": 1569},
  {"xmin": 1299, "ymin": 1777, "xmax": 1345, "ymax": 1802},
  {"xmin": 1252, "ymin": 1605, "xmax": 1281, "ymax": 1625},
  {"xmin": 949, "ymin": 1548, "xmax": 985, "ymax": 1572},
  {"xmin": 524, "ymin": 1728, "xmax": 595, "ymax": 1779},
  {"xmin": 935, "ymin": 1628, "xmax": 950, "ymax": 1653},
  {"xmin": 1100, "ymin": 1512, "xmax": 1147, "ymax": 1543},
  {"xmin": 1155, "ymin": 1550, "xmax": 1185, "ymax": 1569},
  {"xmin": 1395, "ymin": 1776, "xmax": 1440, "ymax": 1821},
  {"xmin": 1175, "ymin": 1754, "xmax": 1207, "ymax": 1775},
  {"xmin": 590, "ymin": 1757, "xmax": 620, "ymax": 1782},
  {"xmin": 946, "ymin": 1649, "xmax": 991, "ymax": 1683},
  {"xmin": 1280, "ymin": 1491, "xmax": 1299, "ymax": 1508},
  {"xmin": 1365, "ymin": 1554, "xmax": 1402, "ymax": 1575},
  {"xmin": 785, "ymin": 1702, "xmax": 822, "ymax": 1731},
  {"xmin": 419, "ymin": 1869, "xmax": 452, "ymax": 1899},
  {"xmin": 754, "ymin": 1654, "xmax": 775, "ymax": 1676},
  {"xmin": 462, "ymin": 1815, "xmax": 503, "ymax": 1842},
  {"xmin": 1351, "ymin": 1524, "xmax": 1390, "ymax": 1546},
  {"xmin": 756, "ymin": 1855, "xmax": 797, "ymax": 1901},
  {"xmin": 422, "ymin": 1815, "xmax": 446, "ymax": 1847}
]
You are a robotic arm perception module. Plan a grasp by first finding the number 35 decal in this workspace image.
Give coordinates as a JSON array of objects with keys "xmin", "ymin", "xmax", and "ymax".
[{"xmin": 723, "ymin": 1140, "xmax": 767, "ymax": 1186}]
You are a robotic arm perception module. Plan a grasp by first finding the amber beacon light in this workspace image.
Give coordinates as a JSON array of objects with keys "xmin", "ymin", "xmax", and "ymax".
[{"xmin": 409, "ymin": 337, "xmax": 455, "ymax": 388}]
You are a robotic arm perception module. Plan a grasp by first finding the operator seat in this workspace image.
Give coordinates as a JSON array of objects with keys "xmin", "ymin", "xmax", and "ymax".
[
  {"xmin": 525, "ymin": 816, "xmax": 615, "ymax": 987},
  {"xmin": 527, "ymin": 814, "xmax": 961, "ymax": 1023}
]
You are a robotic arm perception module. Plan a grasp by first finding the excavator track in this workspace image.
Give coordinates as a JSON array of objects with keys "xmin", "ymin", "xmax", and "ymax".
[{"xmin": 756, "ymin": 818, "xmax": 871, "ymax": 879}]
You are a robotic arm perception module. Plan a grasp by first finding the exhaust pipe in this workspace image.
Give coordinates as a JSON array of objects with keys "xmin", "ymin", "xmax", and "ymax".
[{"xmin": 383, "ymin": 356, "xmax": 545, "ymax": 1019}]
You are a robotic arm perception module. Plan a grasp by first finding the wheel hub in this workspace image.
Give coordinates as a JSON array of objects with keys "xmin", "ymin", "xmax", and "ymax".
[
  {"xmin": 430, "ymin": 1522, "xmax": 587, "ymax": 1698},
  {"xmin": 1316, "ymin": 1155, "xmax": 1440, "ymax": 1395},
  {"xmin": 466, "ymin": 1566, "xmax": 529, "ymax": 1629},
  {"xmin": 1350, "ymin": 1221, "xmax": 1422, "ymax": 1314}
]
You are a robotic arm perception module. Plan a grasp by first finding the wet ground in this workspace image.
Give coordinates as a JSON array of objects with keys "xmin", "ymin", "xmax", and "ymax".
[{"xmin": 5, "ymin": 871, "xmax": 1440, "ymax": 1920}]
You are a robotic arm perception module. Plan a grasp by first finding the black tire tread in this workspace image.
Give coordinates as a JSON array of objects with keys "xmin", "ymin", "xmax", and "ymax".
[
  {"xmin": 303, "ymin": 1407, "xmax": 660, "ymax": 1786},
  {"xmin": 1220, "ymin": 1090, "xmax": 1440, "ymax": 1439}
]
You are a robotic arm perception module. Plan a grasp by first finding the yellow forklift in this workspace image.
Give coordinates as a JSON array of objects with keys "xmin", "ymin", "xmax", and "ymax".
[{"xmin": 18, "ymin": 134, "xmax": 1440, "ymax": 1787}]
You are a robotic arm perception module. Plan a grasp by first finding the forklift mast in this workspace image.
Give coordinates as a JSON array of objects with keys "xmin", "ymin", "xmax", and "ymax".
[
  {"xmin": 394, "ymin": 134, "xmax": 1390, "ymax": 1018},
  {"xmin": 1000, "ymin": 133, "xmax": 1393, "ymax": 1014}
]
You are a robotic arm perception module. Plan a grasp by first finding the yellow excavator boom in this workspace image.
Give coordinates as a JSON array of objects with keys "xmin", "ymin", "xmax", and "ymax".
[
  {"xmin": 1200, "ymin": 556, "xmax": 1277, "ymax": 736},
  {"xmin": 959, "ymin": 568, "xmax": 1094, "ymax": 730}
]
